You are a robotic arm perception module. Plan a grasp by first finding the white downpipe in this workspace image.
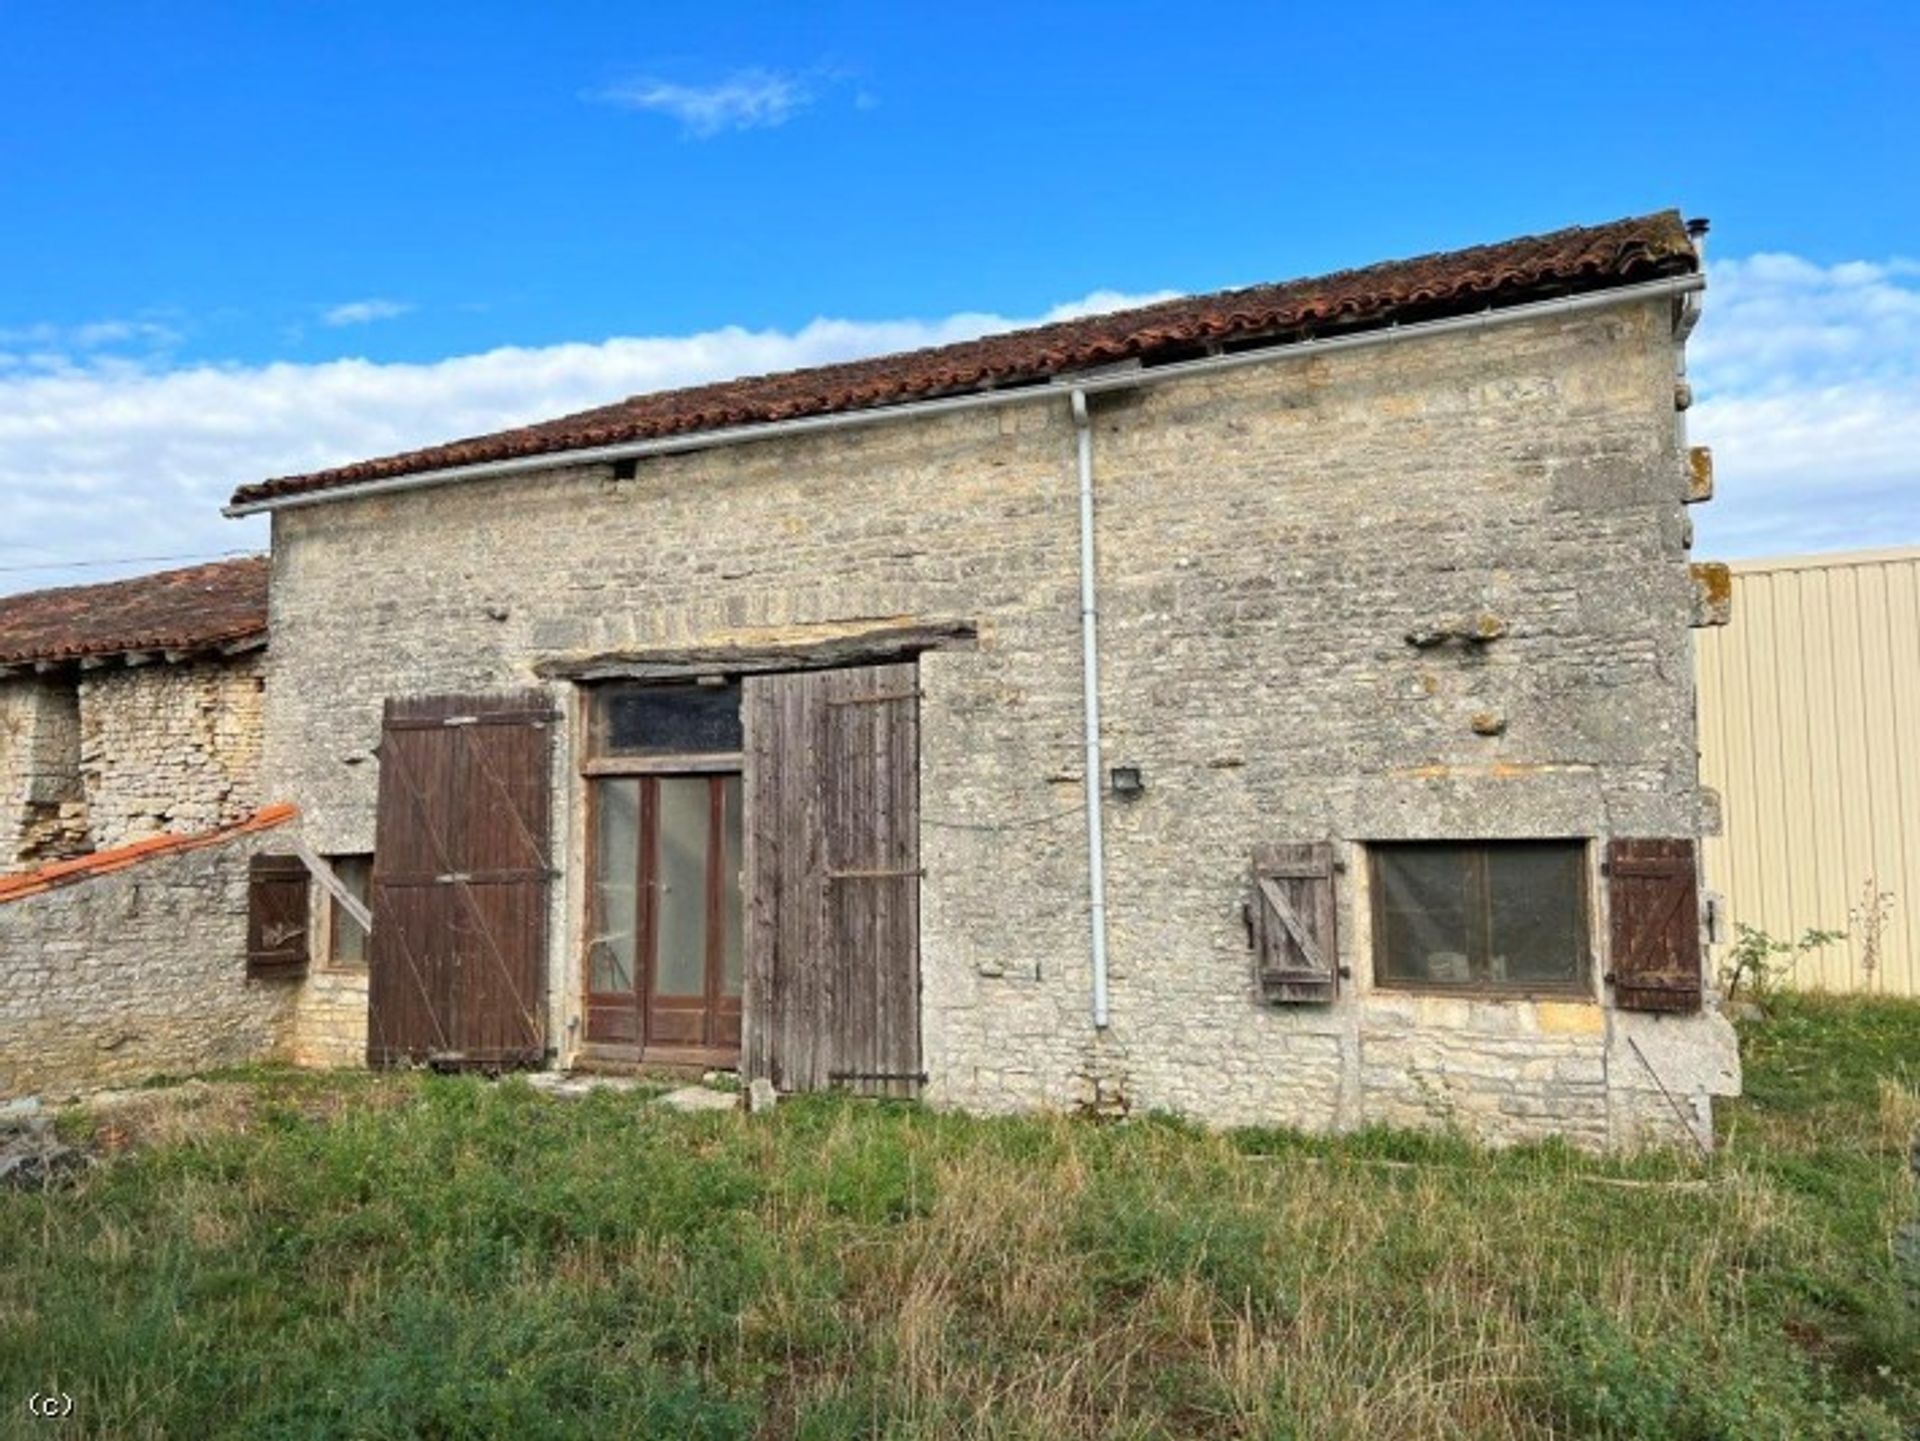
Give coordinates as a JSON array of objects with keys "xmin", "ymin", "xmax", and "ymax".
[{"xmin": 1070, "ymin": 388, "xmax": 1111, "ymax": 1030}]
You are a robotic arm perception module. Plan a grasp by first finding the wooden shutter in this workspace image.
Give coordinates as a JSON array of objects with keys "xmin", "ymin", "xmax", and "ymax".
[
  {"xmin": 246, "ymin": 853, "xmax": 310, "ymax": 977},
  {"xmin": 1606, "ymin": 838, "xmax": 1703, "ymax": 1013},
  {"xmin": 743, "ymin": 663, "xmax": 922, "ymax": 1096},
  {"xmin": 1252, "ymin": 843, "xmax": 1338, "ymax": 1003},
  {"xmin": 366, "ymin": 691, "xmax": 555, "ymax": 1068}
]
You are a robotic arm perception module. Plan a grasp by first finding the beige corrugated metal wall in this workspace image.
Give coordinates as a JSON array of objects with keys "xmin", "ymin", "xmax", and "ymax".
[{"xmin": 1696, "ymin": 546, "xmax": 1920, "ymax": 994}]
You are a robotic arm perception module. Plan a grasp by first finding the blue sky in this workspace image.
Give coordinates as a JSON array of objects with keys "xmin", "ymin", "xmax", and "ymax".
[{"xmin": 2, "ymin": 0, "xmax": 1916, "ymax": 592}]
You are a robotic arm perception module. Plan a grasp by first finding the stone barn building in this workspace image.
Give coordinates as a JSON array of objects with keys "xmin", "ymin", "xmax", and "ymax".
[{"xmin": 223, "ymin": 210, "xmax": 1738, "ymax": 1148}]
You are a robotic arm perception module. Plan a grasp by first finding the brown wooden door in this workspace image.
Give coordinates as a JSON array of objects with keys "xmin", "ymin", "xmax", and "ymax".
[
  {"xmin": 366, "ymin": 691, "xmax": 554, "ymax": 1068},
  {"xmin": 743, "ymin": 663, "xmax": 921, "ymax": 1096}
]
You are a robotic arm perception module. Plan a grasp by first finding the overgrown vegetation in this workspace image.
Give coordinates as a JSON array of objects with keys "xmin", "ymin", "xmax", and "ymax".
[
  {"xmin": 1718, "ymin": 921, "xmax": 1847, "ymax": 1003},
  {"xmin": 3, "ymin": 998, "xmax": 1916, "ymax": 1439}
]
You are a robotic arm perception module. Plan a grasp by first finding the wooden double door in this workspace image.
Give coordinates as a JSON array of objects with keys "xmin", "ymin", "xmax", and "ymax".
[
  {"xmin": 585, "ymin": 771, "xmax": 745, "ymax": 1062},
  {"xmin": 582, "ymin": 661, "xmax": 923, "ymax": 1093}
]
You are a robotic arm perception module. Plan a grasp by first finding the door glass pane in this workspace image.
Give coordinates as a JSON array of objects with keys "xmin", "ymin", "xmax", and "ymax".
[
  {"xmin": 1486, "ymin": 844, "xmax": 1585, "ymax": 986},
  {"xmin": 590, "ymin": 779, "xmax": 639, "ymax": 993},
  {"xmin": 721, "ymin": 775, "xmax": 744, "ymax": 997},
  {"xmin": 653, "ymin": 777, "xmax": 710, "ymax": 997},
  {"xmin": 1375, "ymin": 847, "xmax": 1473, "ymax": 985}
]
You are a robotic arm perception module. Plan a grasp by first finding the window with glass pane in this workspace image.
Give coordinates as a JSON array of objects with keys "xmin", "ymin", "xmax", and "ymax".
[
  {"xmin": 652, "ymin": 777, "xmax": 710, "ymax": 997},
  {"xmin": 327, "ymin": 855, "xmax": 373, "ymax": 967},
  {"xmin": 1372, "ymin": 841, "xmax": 1588, "ymax": 994},
  {"xmin": 595, "ymin": 683, "xmax": 742, "ymax": 756},
  {"xmin": 589, "ymin": 780, "xmax": 639, "ymax": 994}
]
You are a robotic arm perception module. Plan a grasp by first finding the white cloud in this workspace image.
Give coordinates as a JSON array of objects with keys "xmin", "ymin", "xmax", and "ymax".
[
  {"xmin": 1689, "ymin": 253, "xmax": 1920, "ymax": 556},
  {"xmin": 321, "ymin": 299, "xmax": 413, "ymax": 327},
  {"xmin": 0, "ymin": 289, "xmax": 1170, "ymax": 596},
  {"xmin": 590, "ymin": 68, "xmax": 814, "ymax": 137},
  {"xmin": 0, "ymin": 318, "xmax": 181, "ymax": 370}
]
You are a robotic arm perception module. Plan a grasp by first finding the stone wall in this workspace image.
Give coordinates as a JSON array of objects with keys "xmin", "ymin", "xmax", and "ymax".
[
  {"xmin": 0, "ymin": 822, "xmax": 297, "ymax": 1098},
  {"xmin": 0, "ymin": 678, "xmax": 87, "ymax": 869},
  {"xmin": 288, "ymin": 963, "xmax": 369, "ymax": 1068},
  {"xmin": 263, "ymin": 296, "xmax": 1738, "ymax": 1148},
  {"xmin": 78, "ymin": 654, "xmax": 265, "ymax": 851}
]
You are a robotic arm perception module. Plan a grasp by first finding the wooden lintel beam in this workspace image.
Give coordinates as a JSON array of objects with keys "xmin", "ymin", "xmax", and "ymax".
[{"xmin": 535, "ymin": 617, "xmax": 978, "ymax": 682}]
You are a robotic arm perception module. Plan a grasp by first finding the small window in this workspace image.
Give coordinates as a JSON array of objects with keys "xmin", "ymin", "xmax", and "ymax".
[
  {"xmin": 325, "ymin": 854, "xmax": 373, "ymax": 967},
  {"xmin": 1371, "ymin": 841, "xmax": 1588, "ymax": 995},
  {"xmin": 593, "ymin": 683, "xmax": 742, "ymax": 757}
]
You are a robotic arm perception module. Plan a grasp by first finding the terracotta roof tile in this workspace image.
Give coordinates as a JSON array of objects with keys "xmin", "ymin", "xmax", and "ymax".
[
  {"xmin": 0, "ymin": 556, "xmax": 268, "ymax": 668},
  {"xmin": 0, "ymin": 803, "xmax": 297, "ymax": 905},
  {"xmin": 231, "ymin": 210, "xmax": 1698, "ymax": 509}
]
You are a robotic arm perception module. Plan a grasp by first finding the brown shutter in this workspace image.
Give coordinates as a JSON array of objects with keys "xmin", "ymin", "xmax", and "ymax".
[
  {"xmin": 246, "ymin": 853, "xmax": 310, "ymax": 977},
  {"xmin": 1252, "ymin": 842, "xmax": 1338, "ymax": 1003},
  {"xmin": 1606, "ymin": 838, "xmax": 1703, "ymax": 1013}
]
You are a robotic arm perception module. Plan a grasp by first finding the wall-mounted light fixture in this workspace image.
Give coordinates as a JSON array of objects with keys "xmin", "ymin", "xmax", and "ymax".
[{"xmin": 1109, "ymin": 765, "xmax": 1145, "ymax": 800}]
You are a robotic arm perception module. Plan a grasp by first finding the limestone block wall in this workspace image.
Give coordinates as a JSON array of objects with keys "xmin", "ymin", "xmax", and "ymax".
[
  {"xmin": 0, "ymin": 678, "xmax": 87, "ymax": 870},
  {"xmin": 288, "ymin": 964, "xmax": 369, "ymax": 1068},
  {"xmin": 78, "ymin": 654, "xmax": 265, "ymax": 850},
  {"xmin": 0, "ymin": 823, "xmax": 297, "ymax": 1098},
  {"xmin": 262, "ymin": 296, "xmax": 1737, "ymax": 1148}
]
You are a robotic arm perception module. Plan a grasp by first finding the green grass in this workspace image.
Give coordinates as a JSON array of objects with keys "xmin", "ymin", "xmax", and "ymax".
[{"xmin": 2, "ymin": 997, "xmax": 1916, "ymax": 1440}]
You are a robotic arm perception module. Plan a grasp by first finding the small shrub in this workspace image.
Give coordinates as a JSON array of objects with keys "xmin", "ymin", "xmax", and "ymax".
[{"xmin": 1720, "ymin": 921, "xmax": 1846, "ymax": 1003}]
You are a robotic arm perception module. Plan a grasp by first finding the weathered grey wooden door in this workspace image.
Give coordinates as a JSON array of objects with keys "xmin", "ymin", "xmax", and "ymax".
[
  {"xmin": 366, "ymin": 691, "xmax": 555, "ymax": 1068},
  {"xmin": 742, "ymin": 663, "xmax": 921, "ymax": 1096}
]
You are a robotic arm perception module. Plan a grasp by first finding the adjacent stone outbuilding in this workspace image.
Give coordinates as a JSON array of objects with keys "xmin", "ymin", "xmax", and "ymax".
[
  {"xmin": 0, "ymin": 805, "xmax": 301, "ymax": 1097},
  {"xmin": 0, "ymin": 558, "xmax": 269, "ymax": 870},
  {"xmin": 229, "ymin": 210, "xmax": 1738, "ymax": 1149}
]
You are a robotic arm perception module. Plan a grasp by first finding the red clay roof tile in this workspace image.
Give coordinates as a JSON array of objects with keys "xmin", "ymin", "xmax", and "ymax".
[
  {"xmin": 0, "ymin": 556, "xmax": 268, "ymax": 668},
  {"xmin": 229, "ymin": 211, "xmax": 1699, "ymax": 509}
]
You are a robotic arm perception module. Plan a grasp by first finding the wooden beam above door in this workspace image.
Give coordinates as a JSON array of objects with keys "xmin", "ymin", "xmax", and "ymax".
[{"xmin": 534, "ymin": 616, "xmax": 976, "ymax": 683}]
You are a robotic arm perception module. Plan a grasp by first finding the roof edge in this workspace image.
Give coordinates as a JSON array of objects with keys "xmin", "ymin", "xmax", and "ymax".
[
  {"xmin": 231, "ymin": 210, "xmax": 1699, "ymax": 511},
  {"xmin": 229, "ymin": 268, "xmax": 1703, "ymax": 518}
]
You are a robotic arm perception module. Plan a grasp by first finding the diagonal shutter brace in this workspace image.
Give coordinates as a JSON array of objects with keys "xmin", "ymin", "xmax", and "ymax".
[
  {"xmin": 286, "ymin": 833, "xmax": 373, "ymax": 933},
  {"xmin": 1258, "ymin": 877, "xmax": 1325, "ymax": 971}
]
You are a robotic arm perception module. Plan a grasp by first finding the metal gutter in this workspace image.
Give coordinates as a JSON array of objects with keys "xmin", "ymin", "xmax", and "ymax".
[{"xmin": 224, "ymin": 273, "xmax": 1705, "ymax": 518}]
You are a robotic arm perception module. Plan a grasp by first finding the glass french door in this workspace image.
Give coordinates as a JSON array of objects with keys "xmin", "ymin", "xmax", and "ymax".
[{"xmin": 586, "ymin": 773, "xmax": 744, "ymax": 1058}]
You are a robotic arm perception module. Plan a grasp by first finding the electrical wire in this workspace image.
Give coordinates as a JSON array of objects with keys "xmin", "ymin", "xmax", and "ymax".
[
  {"xmin": 0, "ymin": 547, "xmax": 259, "ymax": 577},
  {"xmin": 920, "ymin": 803, "xmax": 1084, "ymax": 833}
]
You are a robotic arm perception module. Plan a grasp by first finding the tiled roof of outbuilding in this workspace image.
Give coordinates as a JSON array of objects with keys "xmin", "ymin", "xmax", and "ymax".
[
  {"xmin": 230, "ymin": 210, "xmax": 1698, "ymax": 508},
  {"xmin": 0, "ymin": 556, "xmax": 269, "ymax": 668}
]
